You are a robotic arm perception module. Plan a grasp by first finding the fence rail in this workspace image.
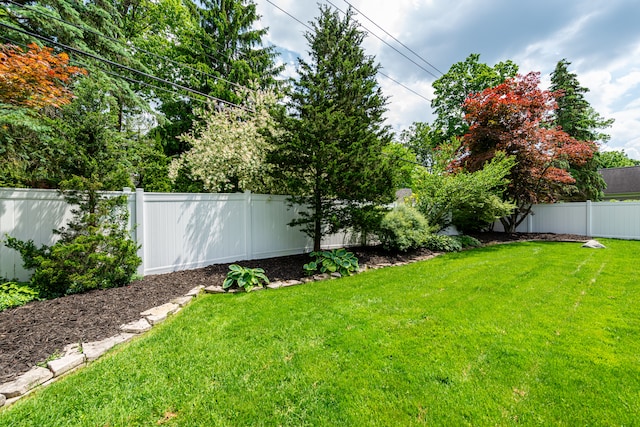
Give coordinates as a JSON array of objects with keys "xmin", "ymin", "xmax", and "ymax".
[{"xmin": 2, "ymin": 188, "xmax": 639, "ymax": 281}]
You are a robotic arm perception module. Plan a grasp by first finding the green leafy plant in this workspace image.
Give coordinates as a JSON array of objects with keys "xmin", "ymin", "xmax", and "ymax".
[
  {"xmin": 223, "ymin": 265, "xmax": 270, "ymax": 292},
  {"xmin": 304, "ymin": 249, "xmax": 359, "ymax": 277},
  {"xmin": 378, "ymin": 205, "xmax": 431, "ymax": 252},
  {"xmin": 423, "ymin": 234, "xmax": 463, "ymax": 252},
  {"xmin": 0, "ymin": 281, "xmax": 40, "ymax": 312},
  {"xmin": 453, "ymin": 235, "xmax": 482, "ymax": 248}
]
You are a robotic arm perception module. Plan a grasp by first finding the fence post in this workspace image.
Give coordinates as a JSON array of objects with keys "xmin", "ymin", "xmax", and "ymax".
[
  {"xmin": 244, "ymin": 190, "xmax": 253, "ymax": 260},
  {"xmin": 586, "ymin": 200, "xmax": 592, "ymax": 237},
  {"xmin": 135, "ymin": 188, "xmax": 145, "ymax": 276},
  {"xmin": 527, "ymin": 208, "xmax": 534, "ymax": 233}
]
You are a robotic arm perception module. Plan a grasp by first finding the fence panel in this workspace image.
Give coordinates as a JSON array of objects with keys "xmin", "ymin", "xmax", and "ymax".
[
  {"xmin": 0, "ymin": 189, "xmax": 73, "ymax": 281},
  {"xmin": 5, "ymin": 188, "xmax": 640, "ymax": 282},
  {"xmin": 591, "ymin": 202, "xmax": 640, "ymax": 239}
]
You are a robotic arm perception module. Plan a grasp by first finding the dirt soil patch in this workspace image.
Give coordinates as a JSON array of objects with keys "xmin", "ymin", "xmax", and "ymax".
[{"xmin": 0, "ymin": 232, "xmax": 587, "ymax": 384}]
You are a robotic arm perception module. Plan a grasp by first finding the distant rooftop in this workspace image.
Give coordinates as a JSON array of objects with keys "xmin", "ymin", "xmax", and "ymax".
[{"xmin": 599, "ymin": 166, "xmax": 640, "ymax": 198}]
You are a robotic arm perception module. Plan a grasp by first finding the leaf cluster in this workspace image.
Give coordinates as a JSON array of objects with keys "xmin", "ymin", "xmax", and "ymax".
[
  {"xmin": 0, "ymin": 282, "xmax": 40, "ymax": 312},
  {"xmin": 303, "ymin": 249, "xmax": 359, "ymax": 277},
  {"xmin": 223, "ymin": 265, "xmax": 269, "ymax": 292}
]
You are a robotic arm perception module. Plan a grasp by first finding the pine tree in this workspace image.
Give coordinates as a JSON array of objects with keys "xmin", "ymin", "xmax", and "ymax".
[
  {"xmin": 155, "ymin": 0, "xmax": 283, "ymax": 157},
  {"xmin": 272, "ymin": 5, "xmax": 395, "ymax": 251},
  {"xmin": 550, "ymin": 59, "xmax": 614, "ymax": 201}
]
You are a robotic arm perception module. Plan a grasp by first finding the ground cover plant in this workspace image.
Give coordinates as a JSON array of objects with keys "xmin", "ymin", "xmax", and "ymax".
[{"xmin": 1, "ymin": 239, "xmax": 638, "ymax": 425}]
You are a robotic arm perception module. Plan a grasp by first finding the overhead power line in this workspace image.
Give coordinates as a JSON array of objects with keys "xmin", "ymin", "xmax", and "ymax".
[
  {"xmin": 264, "ymin": 0, "xmax": 432, "ymax": 102},
  {"xmin": 324, "ymin": 0, "xmax": 440, "ymax": 80},
  {"xmin": 2, "ymin": 0, "xmax": 252, "ymax": 95},
  {"xmin": 0, "ymin": 22, "xmax": 251, "ymax": 112},
  {"xmin": 0, "ymin": 33, "xmax": 212, "ymax": 105},
  {"xmin": 340, "ymin": 0, "xmax": 445, "ymax": 76}
]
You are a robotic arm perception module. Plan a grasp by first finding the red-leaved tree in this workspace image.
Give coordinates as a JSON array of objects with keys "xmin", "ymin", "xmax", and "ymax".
[
  {"xmin": 0, "ymin": 43, "xmax": 86, "ymax": 109},
  {"xmin": 457, "ymin": 72, "xmax": 597, "ymax": 232}
]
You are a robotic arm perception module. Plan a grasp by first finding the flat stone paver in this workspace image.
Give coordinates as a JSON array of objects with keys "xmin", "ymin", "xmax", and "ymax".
[
  {"xmin": 141, "ymin": 303, "xmax": 180, "ymax": 325},
  {"xmin": 47, "ymin": 353, "xmax": 86, "ymax": 377},
  {"xmin": 204, "ymin": 285, "xmax": 225, "ymax": 294},
  {"xmin": 83, "ymin": 333, "xmax": 135, "ymax": 362},
  {"xmin": 171, "ymin": 296, "xmax": 193, "ymax": 307},
  {"xmin": 120, "ymin": 318, "xmax": 152, "ymax": 334},
  {"xmin": 186, "ymin": 285, "xmax": 205, "ymax": 296},
  {"xmin": 0, "ymin": 367, "xmax": 53, "ymax": 398}
]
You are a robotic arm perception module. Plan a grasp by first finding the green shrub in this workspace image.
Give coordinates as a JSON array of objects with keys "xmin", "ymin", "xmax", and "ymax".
[
  {"xmin": 303, "ymin": 249, "xmax": 359, "ymax": 277},
  {"xmin": 453, "ymin": 235, "xmax": 482, "ymax": 248},
  {"xmin": 4, "ymin": 188, "xmax": 141, "ymax": 298},
  {"xmin": 423, "ymin": 234, "xmax": 463, "ymax": 252},
  {"xmin": 378, "ymin": 205, "xmax": 431, "ymax": 251},
  {"xmin": 223, "ymin": 265, "xmax": 269, "ymax": 292},
  {"xmin": 0, "ymin": 282, "xmax": 39, "ymax": 312}
]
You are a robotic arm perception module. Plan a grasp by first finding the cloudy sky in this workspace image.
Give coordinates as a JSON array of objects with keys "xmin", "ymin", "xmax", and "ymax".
[{"xmin": 253, "ymin": 0, "xmax": 640, "ymax": 159}]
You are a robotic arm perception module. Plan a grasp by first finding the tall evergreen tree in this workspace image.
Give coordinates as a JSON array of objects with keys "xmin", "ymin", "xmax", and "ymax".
[
  {"xmin": 272, "ymin": 5, "xmax": 395, "ymax": 251},
  {"xmin": 550, "ymin": 59, "xmax": 614, "ymax": 201},
  {"xmin": 154, "ymin": 0, "xmax": 283, "ymax": 157}
]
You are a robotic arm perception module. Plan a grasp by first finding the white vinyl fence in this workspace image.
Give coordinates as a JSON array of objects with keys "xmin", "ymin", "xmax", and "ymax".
[
  {"xmin": 492, "ymin": 200, "xmax": 640, "ymax": 239},
  {"xmin": 3, "ymin": 188, "xmax": 639, "ymax": 281},
  {"xmin": 0, "ymin": 188, "xmax": 355, "ymax": 281}
]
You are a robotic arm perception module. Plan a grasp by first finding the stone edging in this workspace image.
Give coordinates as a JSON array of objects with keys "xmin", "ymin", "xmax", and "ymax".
[{"xmin": 0, "ymin": 252, "xmax": 443, "ymax": 409}]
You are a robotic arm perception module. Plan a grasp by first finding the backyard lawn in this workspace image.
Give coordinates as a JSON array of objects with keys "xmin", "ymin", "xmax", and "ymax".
[{"xmin": 1, "ymin": 239, "xmax": 638, "ymax": 426}]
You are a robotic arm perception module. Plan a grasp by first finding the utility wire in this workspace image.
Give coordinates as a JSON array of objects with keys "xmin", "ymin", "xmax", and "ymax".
[
  {"xmin": 324, "ymin": 0, "xmax": 440, "ymax": 80},
  {"xmin": 340, "ymin": 0, "xmax": 444, "ymax": 76},
  {"xmin": 0, "ymin": 22, "xmax": 252, "ymax": 112},
  {"xmin": 2, "ymin": 0, "xmax": 252, "ymax": 94},
  {"xmin": 0, "ymin": 33, "xmax": 212, "ymax": 105},
  {"xmin": 264, "ymin": 0, "xmax": 432, "ymax": 102}
]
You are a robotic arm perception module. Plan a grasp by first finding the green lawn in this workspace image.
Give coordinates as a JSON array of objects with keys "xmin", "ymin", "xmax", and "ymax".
[{"xmin": 1, "ymin": 240, "xmax": 639, "ymax": 426}]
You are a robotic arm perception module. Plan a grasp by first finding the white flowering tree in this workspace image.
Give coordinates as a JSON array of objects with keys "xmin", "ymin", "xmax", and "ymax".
[{"xmin": 169, "ymin": 89, "xmax": 280, "ymax": 193}]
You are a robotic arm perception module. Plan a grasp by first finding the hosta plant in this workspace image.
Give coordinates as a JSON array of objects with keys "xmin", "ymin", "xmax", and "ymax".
[
  {"xmin": 223, "ymin": 265, "xmax": 270, "ymax": 292},
  {"xmin": 303, "ymin": 249, "xmax": 359, "ymax": 277}
]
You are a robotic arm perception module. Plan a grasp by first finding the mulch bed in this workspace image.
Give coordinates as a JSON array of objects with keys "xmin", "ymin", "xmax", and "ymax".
[{"xmin": 0, "ymin": 232, "xmax": 588, "ymax": 384}]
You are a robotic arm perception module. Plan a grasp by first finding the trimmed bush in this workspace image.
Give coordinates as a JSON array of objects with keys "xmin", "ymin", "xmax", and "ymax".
[
  {"xmin": 454, "ymin": 235, "xmax": 482, "ymax": 248},
  {"xmin": 4, "ymin": 188, "xmax": 141, "ymax": 298},
  {"xmin": 379, "ymin": 205, "xmax": 431, "ymax": 252},
  {"xmin": 423, "ymin": 234, "xmax": 463, "ymax": 252}
]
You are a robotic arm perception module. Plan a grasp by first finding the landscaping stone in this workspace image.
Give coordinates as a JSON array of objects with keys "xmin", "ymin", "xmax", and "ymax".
[
  {"xmin": 0, "ymin": 393, "xmax": 5, "ymax": 407},
  {"xmin": 204, "ymin": 285, "xmax": 225, "ymax": 294},
  {"xmin": 171, "ymin": 295, "xmax": 193, "ymax": 307},
  {"xmin": 583, "ymin": 239, "xmax": 606, "ymax": 249},
  {"xmin": 141, "ymin": 302, "xmax": 180, "ymax": 325},
  {"xmin": 47, "ymin": 353, "xmax": 85, "ymax": 377},
  {"xmin": 330, "ymin": 272, "xmax": 342, "ymax": 278},
  {"xmin": 63, "ymin": 343, "xmax": 82, "ymax": 357},
  {"xmin": 83, "ymin": 333, "xmax": 135, "ymax": 362},
  {"xmin": 120, "ymin": 318, "xmax": 152, "ymax": 334},
  {"xmin": 312, "ymin": 274, "xmax": 331, "ymax": 281},
  {"xmin": 281, "ymin": 279, "xmax": 302, "ymax": 287},
  {"xmin": 186, "ymin": 285, "xmax": 205, "ymax": 297},
  {"xmin": 266, "ymin": 281, "xmax": 283, "ymax": 289},
  {"xmin": 0, "ymin": 367, "xmax": 53, "ymax": 398}
]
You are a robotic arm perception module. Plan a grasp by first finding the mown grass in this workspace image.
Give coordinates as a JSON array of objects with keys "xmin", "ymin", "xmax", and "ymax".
[{"xmin": 1, "ymin": 239, "xmax": 639, "ymax": 426}]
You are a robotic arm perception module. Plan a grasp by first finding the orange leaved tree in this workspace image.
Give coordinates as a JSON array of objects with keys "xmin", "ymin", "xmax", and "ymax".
[
  {"xmin": 0, "ymin": 43, "xmax": 86, "ymax": 109},
  {"xmin": 457, "ymin": 72, "xmax": 597, "ymax": 232}
]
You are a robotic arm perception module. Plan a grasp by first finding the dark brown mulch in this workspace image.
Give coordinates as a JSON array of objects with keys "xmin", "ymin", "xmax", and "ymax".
[{"xmin": 0, "ymin": 232, "xmax": 587, "ymax": 384}]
